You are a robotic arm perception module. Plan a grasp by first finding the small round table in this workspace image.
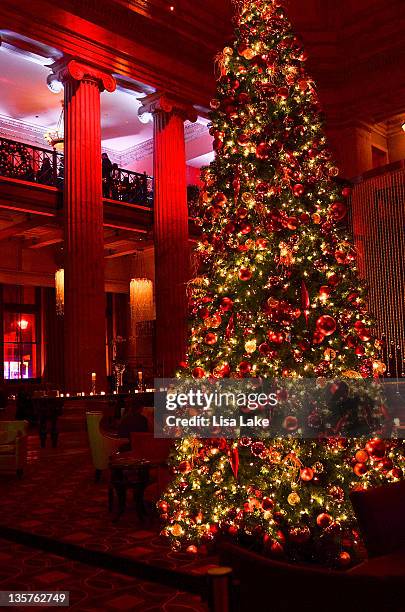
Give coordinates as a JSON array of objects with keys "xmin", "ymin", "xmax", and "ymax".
[{"xmin": 108, "ymin": 454, "xmax": 152, "ymax": 520}]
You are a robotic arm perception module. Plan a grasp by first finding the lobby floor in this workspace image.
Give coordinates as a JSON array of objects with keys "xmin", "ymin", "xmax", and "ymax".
[
  {"xmin": 0, "ymin": 426, "xmax": 217, "ymax": 610},
  {"xmin": 0, "ymin": 538, "xmax": 207, "ymax": 611}
]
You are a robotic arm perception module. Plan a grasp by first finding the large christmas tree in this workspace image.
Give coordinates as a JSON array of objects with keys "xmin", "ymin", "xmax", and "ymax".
[{"xmin": 159, "ymin": 0, "xmax": 404, "ymax": 566}]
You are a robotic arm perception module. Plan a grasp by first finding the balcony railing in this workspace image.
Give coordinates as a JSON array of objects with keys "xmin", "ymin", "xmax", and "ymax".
[
  {"xmin": 0, "ymin": 137, "xmax": 153, "ymax": 207},
  {"xmin": 0, "ymin": 137, "xmax": 62, "ymax": 187}
]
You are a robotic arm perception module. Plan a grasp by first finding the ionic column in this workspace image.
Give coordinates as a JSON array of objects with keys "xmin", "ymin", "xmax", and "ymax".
[
  {"xmin": 50, "ymin": 60, "xmax": 116, "ymax": 393},
  {"xmin": 139, "ymin": 93, "xmax": 197, "ymax": 377}
]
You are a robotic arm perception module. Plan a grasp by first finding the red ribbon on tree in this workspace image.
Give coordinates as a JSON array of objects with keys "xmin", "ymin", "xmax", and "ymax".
[
  {"xmin": 228, "ymin": 445, "xmax": 239, "ymax": 479},
  {"xmin": 301, "ymin": 280, "xmax": 310, "ymax": 325},
  {"xmin": 225, "ymin": 314, "xmax": 234, "ymax": 339}
]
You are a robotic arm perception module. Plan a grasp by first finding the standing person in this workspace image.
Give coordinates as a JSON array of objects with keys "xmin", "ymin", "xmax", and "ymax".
[
  {"xmin": 15, "ymin": 386, "xmax": 33, "ymax": 422},
  {"xmin": 0, "ymin": 386, "xmax": 7, "ymax": 412},
  {"xmin": 102, "ymin": 152, "xmax": 113, "ymax": 197},
  {"xmin": 37, "ymin": 157, "xmax": 53, "ymax": 185},
  {"xmin": 111, "ymin": 163, "xmax": 121, "ymax": 200}
]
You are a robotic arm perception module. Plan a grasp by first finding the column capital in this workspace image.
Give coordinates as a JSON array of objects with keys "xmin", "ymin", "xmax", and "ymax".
[
  {"xmin": 138, "ymin": 92, "xmax": 198, "ymax": 123},
  {"xmin": 48, "ymin": 59, "xmax": 116, "ymax": 93}
]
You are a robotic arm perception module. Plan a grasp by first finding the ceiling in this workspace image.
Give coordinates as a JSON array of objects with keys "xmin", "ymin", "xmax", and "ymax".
[{"xmin": 0, "ymin": 43, "xmax": 213, "ymax": 163}]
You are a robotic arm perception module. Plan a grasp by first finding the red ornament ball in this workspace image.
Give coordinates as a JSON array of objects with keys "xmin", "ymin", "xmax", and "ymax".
[
  {"xmin": 327, "ymin": 274, "xmax": 340, "ymax": 287},
  {"xmin": 283, "ymin": 415, "xmax": 298, "ymax": 431},
  {"xmin": 354, "ymin": 462, "xmax": 368, "ymax": 476},
  {"xmin": 251, "ymin": 441, "xmax": 267, "ymax": 457},
  {"xmin": 286, "ymin": 216, "xmax": 299, "ymax": 230},
  {"xmin": 158, "ymin": 500, "xmax": 169, "ymax": 513},
  {"xmin": 256, "ymin": 142, "xmax": 271, "ymax": 160},
  {"xmin": 357, "ymin": 328, "xmax": 372, "ymax": 342},
  {"xmin": 316, "ymin": 513, "xmax": 332, "ymax": 528},
  {"xmin": 316, "ymin": 315, "xmax": 337, "ymax": 336},
  {"xmin": 192, "ymin": 367, "xmax": 205, "ymax": 379},
  {"xmin": 330, "ymin": 201, "xmax": 347, "ymax": 221},
  {"xmin": 205, "ymin": 332, "xmax": 218, "ymax": 345},
  {"xmin": 293, "ymin": 183, "xmax": 305, "ymax": 197},
  {"xmin": 238, "ymin": 361, "xmax": 252, "ymax": 374},
  {"xmin": 178, "ymin": 460, "xmax": 192, "ymax": 474},
  {"xmin": 355, "ymin": 449, "xmax": 369, "ymax": 463},
  {"xmin": 239, "ymin": 267, "xmax": 252, "ymax": 281},
  {"xmin": 300, "ymin": 467, "xmax": 314, "ymax": 482},
  {"xmin": 277, "ymin": 86, "xmax": 289, "ymax": 99},
  {"xmin": 267, "ymin": 330, "xmax": 285, "ymax": 345},
  {"xmin": 262, "ymin": 497, "xmax": 275, "ymax": 510},
  {"xmin": 237, "ymin": 133, "xmax": 250, "ymax": 147},
  {"xmin": 220, "ymin": 297, "xmax": 233, "ymax": 312},
  {"xmin": 259, "ymin": 342, "xmax": 271, "ymax": 355},
  {"xmin": 365, "ymin": 438, "xmax": 386, "ymax": 459},
  {"xmin": 213, "ymin": 192, "xmax": 227, "ymax": 206},
  {"xmin": 240, "ymin": 221, "xmax": 252, "ymax": 235},
  {"xmin": 256, "ymin": 238, "xmax": 268, "ymax": 250},
  {"xmin": 338, "ymin": 551, "xmax": 352, "ymax": 567},
  {"xmin": 319, "ymin": 285, "xmax": 331, "ymax": 300},
  {"xmin": 213, "ymin": 138, "xmax": 224, "ymax": 152}
]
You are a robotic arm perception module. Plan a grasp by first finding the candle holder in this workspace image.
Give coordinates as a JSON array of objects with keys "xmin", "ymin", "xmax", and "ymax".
[
  {"xmin": 113, "ymin": 361, "xmax": 126, "ymax": 394},
  {"xmin": 91, "ymin": 372, "xmax": 97, "ymax": 395},
  {"xmin": 137, "ymin": 370, "xmax": 144, "ymax": 392}
]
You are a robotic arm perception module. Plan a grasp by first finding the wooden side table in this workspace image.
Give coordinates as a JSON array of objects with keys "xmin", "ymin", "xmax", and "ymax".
[{"xmin": 108, "ymin": 455, "xmax": 152, "ymax": 520}]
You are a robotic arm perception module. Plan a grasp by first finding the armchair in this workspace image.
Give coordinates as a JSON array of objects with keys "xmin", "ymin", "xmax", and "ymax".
[
  {"xmin": 0, "ymin": 420, "xmax": 28, "ymax": 477},
  {"xmin": 86, "ymin": 411, "xmax": 127, "ymax": 482},
  {"xmin": 129, "ymin": 432, "xmax": 172, "ymax": 497}
]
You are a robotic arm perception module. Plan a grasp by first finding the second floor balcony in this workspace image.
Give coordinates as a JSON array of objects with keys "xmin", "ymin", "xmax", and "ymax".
[
  {"xmin": 0, "ymin": 136, "xmax": 154, "ymax": 207},
  {"xmin": 0, "ymin": 136, "xmax": 201, "ymax": 235}
]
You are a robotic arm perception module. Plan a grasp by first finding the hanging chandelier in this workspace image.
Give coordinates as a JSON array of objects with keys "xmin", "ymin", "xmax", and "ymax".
[
  {"xmin": 44, "ymin": 102, "xmax": 64, "ymax": 152},
  {"xmin": 130, "ymin": 278, "xmax": 154, "ymax": 328},
  {"xmin": 55, "ymin": 268, "xmax": 64, "ymax": 316}
]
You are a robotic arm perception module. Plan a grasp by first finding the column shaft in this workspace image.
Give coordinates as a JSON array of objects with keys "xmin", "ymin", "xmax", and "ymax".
[
  {"xmin": 63, "ymin": 77, "xmax": 106, "ymax": 392},
  {"xmin": 153, "ymin": 111, "xmax": 190, "ymax": 377}
]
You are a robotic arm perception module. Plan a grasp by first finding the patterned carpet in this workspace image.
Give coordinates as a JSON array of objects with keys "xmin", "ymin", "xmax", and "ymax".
[
  {"xmin": 0, "ymin": 539, "xmax": 207, "ymax": 611},
  {"xmin": 0, "ymin": 429, "xmax": 218, "ymax": 610}
]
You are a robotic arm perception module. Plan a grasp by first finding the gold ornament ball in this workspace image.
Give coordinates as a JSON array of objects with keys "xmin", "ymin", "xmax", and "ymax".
[
  {"xmin": 187, "ymin": 545, "xmax": 198, "ymax": 554},
  {"xmin": 242, "ymin": 192, "xmax": 255, "ymax": 204},
  {"xmin": 372, "ymin": 360, "xmax": 386, "ymax": 375},
  {"xmin": 171, "ymin": 523, "xmax": 184, "ymax": 537},
  {"xmin": 288, "ymin": 492, "xmax": 301, "ymax": 506},
  {"xmin": 241, "ymin": 48, "xmax": 255, "ymax": 60},
  {"xmin": 245, "ymin": 339, "xmax": 257, "ymax": 354},
  {"xmin": 223, "ymin": 46, "xmax": 234, "ymax": 56},
  {"xmin": 212, "ymin": 471, "xmax": 223, "ymax": 484}
]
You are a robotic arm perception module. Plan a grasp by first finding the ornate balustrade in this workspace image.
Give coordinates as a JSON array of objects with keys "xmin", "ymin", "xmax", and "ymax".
[
  {"xmin": 0, "ymin": 137, "xmax": 154, "ymax": 207},
  {"xmin": 0, "ymin": 137, "xmax": 62, "ymax": 187}
]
